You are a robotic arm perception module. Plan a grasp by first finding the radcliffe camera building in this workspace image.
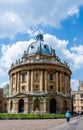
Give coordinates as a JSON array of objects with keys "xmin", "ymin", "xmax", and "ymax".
[{"xmin": 8, "ymin": 33, "xmax": 72, "ymax": 114}]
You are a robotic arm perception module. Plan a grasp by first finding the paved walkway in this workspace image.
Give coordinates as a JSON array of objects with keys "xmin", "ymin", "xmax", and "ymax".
[
  {"xmin": 0, "ymin": 116, "xmax": 80, "ymax": 130},
  {"xmin": 47, "ymin": 116, "xmax": 80, "ymax": 130}
]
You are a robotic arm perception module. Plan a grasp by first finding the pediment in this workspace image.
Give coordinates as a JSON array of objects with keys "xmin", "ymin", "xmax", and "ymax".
[
  {"xmin": 10, "ymin": 93, "xmax": 27, "ymax": 98},
  {"xmin": 15, "ymin": 93, "xmax": 26, "ymax": 98}
]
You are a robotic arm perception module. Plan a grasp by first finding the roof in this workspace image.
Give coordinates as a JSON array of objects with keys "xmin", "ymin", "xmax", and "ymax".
[{"xmin": 27, "ymin": 33, "xmax": 53, "ymax": 56}]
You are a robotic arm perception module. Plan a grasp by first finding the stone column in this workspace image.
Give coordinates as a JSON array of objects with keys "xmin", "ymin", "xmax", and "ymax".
[
  {"xmin": 10, "ymin": 75, "xmax": 13, "ymax": 95},
  {"xmin": 60, "ymin": 72, "xmax": 62, "ymax": 92},
  {"xmin": 67, "ymin": 76, "xmax": 70, "ymax": 93},
  {"xmin": 45, "ymin": 70, "xmax": 48, "ymax": 91},
  {"xmin": 9, "ymin": 75, "xmax": 12, "ymax": 95},
  {"xmin": 65, "ymin": 75, "xmax": 67, "ymax": 93},
  {"xmin": 40, "ymin": 70, "xmax": 43, "ymax": 91},
  {"xmin": 61, "ymin": 73, "xmax": 65, "ymax": 92},
  {"xmin": 56, "ymin": 72, "xmax": 58, "ymax": 92},
  {"xmin": 17, "ymin": 72, "xmax": 20, "ymax": 93},
  {"xmin": 43, "ymin": 99, "xmax": 46, "ymax": 113},
  {"xmin": 69, "ymin": 76, "xmax": 71, "ymax": 94},
  {"xmin": 24, "ymin": 98, "xmax": 28, "ymax": 113},
  {"xmin": 27, "ymin": 70, "xmax": 30, "ymax": 92},
  {"xmin": 7, "ymin": 100, "xmax": 10, "ymax": 113},
  {"xmin": 31, "ymin": 70, "xmax": 34, "ymax": 92},
  {"xmin": 15, "ymin": 73, "xmax": 17, "ymax": 93},
  {"xmin": 13, "ymin": 100, "xmax": 16, "ymax": 113},
  {"xmin": 15, "ymin": 100, "xmax": 18, "ymax": 114}
]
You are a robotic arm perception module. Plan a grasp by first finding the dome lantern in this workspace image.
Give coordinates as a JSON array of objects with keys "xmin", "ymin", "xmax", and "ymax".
[{"xmin": 36, "ymin": 33, "xmax": 44, "ymax": 41}]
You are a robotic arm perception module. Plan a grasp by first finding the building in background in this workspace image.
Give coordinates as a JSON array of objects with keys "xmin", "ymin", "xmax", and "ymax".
[
  {"xmin": 72, "ymin": 80, "xmax": 83, "ymax": 114},
  {"xmin": 8, "ymin": 33, "xmax": 72, "ymax": 114},
  {"xmin": 0, "ymin": 88, "xmax": 7, "ymax": 112}
]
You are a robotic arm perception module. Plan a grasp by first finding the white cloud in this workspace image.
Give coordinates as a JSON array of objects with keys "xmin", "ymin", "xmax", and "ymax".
[
  {"xmin": 73, "ymin": 37, "xmax": 77, "ymax": 42},
  {"xmin": 0, "ymin": 68, "xmax": 5, "ymax": 77},
  {"xmin": 68, "ymin": 7, "xmax": 79, "ymax": 17},
  {"xmin": 71, "ymin": 45, "xmax": 83, "ymax": 55},
  {"xmin": 0, "ymin": 82, "xmax": 9, "ymax": 88},
  {"xmin": 63, "ymin": 45, "xmax": 83, "ymax": 70},
  {"xmin": 0, "ymin": 39, "xmax": 34, "ymax": 83},
  {"xmin": 0, "ymin": 0, "xmax": 83, "ymax": 37},
  {"xmin": 71, "ymin": 79, "xmax": 79, "ymax": 91},
  {"xmin": 0, "ymin": 40, "xmax": 34, "ymax": 68},
  {"xmin": 44, "ymin": 34, "xmax": 83, "ymax": 71},
  {"xmin": 0, "ymin": 11, "xmax": 25, "ymax": 37}
]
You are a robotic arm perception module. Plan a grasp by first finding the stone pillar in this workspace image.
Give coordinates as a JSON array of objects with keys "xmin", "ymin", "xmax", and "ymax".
[
  {"xmin": 7, "ymin": 100, "xmax": 10, "ymax": 113},
  {"xmin": 31, "ymin": 70, "xmax": 34, "ymax": 92},
  {"xmin": 57, "ymin": 72, "xmax": 60, "ymax": 92},
  {"xmin": 17, "ymin": 72, "xmax": 20, "ymax": 93},
  {"xmin": 15, "ymin": 100, "xmax": 18, "ymax": 114},
  {"xmin": 24, "ymin": 98, "xmax": 28, "ymax": 113},
  {"xmin": 60, "ymin": 72, "xmax": 62, "ymax": 92},
  {"xmin": 61, "ymin": 73, "xmax": 65, "ymax": 92},
  {"xmin": 15, "ymin": 73, "xmax": 17, "ymax": 93},
  {"xmin": 10, "ymin": 75, "xmax": 13, "ymax": 95},
  {"xmin": 69, "ymin": 76, "xmax": 71, "ymax": 94},
  {"xmin": 67, "ymin": 76, "xmax": 71, "ymax": 94},
  {"xmin": 9, "ymin": 76, "xmax": 12, "ymax": 95},
  {"xmin": 27, "ymin": 70, "xmax": 30, "ymax": 92},
  {"xmin": 13, "ymin": 100, "xmax": 16, "ymax": 113},
  {"xmin": 43, "ymin": 99, "xmax": 46, "ymax": 113},
  {"xmin": 40, "ymin": 70, "xmax": 43, "ymax": 91},
  {"xmin": 65, "ymin": 75, "xmax": 67, "ymax": 93},
  {"xmin": 56, "ymin": 72, "xmax": 58, "ymax": 92},
  {"xmin": 45, "ymin": 70, "xmax": 48, "ymax": 91}
]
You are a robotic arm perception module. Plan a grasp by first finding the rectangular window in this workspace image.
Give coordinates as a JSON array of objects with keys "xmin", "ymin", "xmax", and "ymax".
[
  {"xmin": 50, "ymin": 74, "xmax": 53, "ymax": 80},
  {"xmin": 22, "ymin": 86, "xmax": 26, "ymax": 91},
  {"xmin": 22, "ymin": 74, "xmax": 26, "ymax": 82},
  {"xmin": 81, "ymin": 100, "xmax": 83, "ymax": 103},
  {"xmin": 80, "ymin": 94, "xmax": 83, "ymax": 98},
  {"xmin": 50, "ymin": 85, "xmax": 53, "ymax": 90},
  {"xmin": 81, "ymin": 107, "xmax": 83, "ymax": 110}
]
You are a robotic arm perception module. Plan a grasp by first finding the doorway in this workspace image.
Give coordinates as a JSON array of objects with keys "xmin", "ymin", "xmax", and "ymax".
[
  {"xmin": 50, "ymin": 99, "xmax": 56, "ymax": 113},
  {"xmin": 19, "ymin": 99, "xmax": 24, "ymax": 113}
]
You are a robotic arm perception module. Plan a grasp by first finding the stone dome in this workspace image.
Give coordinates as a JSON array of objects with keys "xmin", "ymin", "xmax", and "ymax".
[{"xmin": 27, "ymin": 33, "xmax": 52, "ymax": 55}]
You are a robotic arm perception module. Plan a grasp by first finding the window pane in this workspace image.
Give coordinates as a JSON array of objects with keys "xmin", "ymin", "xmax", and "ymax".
[
  {"xmin": 80, "ymin": 94, "xmax": 83, "ymax": 98},
  {"xmin": 50, "ymin": 74, "xmax": 53, "ymax": 80},
  {"xmin": 22, "ymin": 74, "xmax": 26, "ymax": 82},
  {"xmin": 50, "ymin": 86, "xmax": 53, "ymax": 90}
]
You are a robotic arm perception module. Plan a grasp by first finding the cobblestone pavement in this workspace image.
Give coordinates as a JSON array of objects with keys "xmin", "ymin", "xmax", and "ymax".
[
  {"xmin": 0, "ymin": 116, "xmax": 81, "ymax": 130},
  {"xmin": 0, "ymin": 119, "xmax": 65, "ymax": 130}
]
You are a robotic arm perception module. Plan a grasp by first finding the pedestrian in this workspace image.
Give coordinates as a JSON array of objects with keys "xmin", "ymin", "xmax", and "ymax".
[{"xmin": 65, "ymin": 110, "xmax": 71, "ymax": 124}]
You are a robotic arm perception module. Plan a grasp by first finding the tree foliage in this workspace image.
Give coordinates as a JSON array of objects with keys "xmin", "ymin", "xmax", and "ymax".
[{"xmin": 3, "ymin": 83, "xmax": 9, "ymax": 97}]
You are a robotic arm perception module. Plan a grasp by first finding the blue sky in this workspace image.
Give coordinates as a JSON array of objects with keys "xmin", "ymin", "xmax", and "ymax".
[{"xmin": 0, "ymin": 0, "xmax": 83, "ymax": 91}]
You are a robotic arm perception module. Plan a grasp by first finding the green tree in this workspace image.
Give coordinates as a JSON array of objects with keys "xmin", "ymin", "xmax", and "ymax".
[{"xmin": 3, "ymin": 83, "xmax": 9, "ymax": 97}]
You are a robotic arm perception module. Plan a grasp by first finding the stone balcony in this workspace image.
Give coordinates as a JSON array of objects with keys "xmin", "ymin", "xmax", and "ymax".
[{"xmin": 10, "ymin": 59, "xmax": 70, "ymax": 69}]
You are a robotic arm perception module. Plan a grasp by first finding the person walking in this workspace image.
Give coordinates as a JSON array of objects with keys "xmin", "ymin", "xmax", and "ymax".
[{"xmin": 65, "ymin": 110, "xmax": 71, "ymax": 124}]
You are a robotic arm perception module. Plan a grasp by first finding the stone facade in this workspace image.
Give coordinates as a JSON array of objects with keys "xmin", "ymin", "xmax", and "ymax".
[
  {"xmin": 72, "ymin": 80, "xmax": 83, "ymax": 114},
  {"xmin": 8, "ymin": 33, "xmax": 72, "ymax": 114}
]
